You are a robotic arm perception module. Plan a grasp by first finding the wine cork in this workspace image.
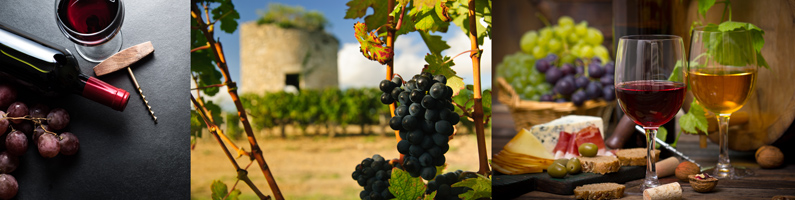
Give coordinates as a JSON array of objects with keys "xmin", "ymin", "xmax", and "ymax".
[
  {"xmin": 655, "ymin": 157, "xmax": 680, "ymax": 178},
  {"xmin": 643, "ymin": 182, "xmax": 682, "ymax": 200}
]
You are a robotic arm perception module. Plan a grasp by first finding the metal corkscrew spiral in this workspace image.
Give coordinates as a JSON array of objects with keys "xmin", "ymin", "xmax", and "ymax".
[{"xmin": 127, "ymin": 67, "xmax": 157, "ymax": 123}]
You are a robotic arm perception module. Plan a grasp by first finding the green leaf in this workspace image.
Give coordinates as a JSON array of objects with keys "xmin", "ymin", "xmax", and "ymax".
[
  {"xmin": 451, "ymin": 174, "xmax": 492, "ymax": 200},
  {"xmin": 354, "ymin": 22, "xmax": 393, "ymax": 64},
  {"xmin": 655, "ymin": 126, "xmax": 667, "ymax": 149},
  {"xmin": 191, "ymin": 110, "xmax": 205, "ymax": 138},
  {"xmin": 203, "ymin": 101, "xmax": 226, "ymax": 126},
  {"xmin": 210, "ymin": 180, "xmax": 240, "ymax": 200},
  {"xmin": 423, "ymin": 191, "xmax": 437, "ymax": 200},
  {"xmin": 482, "ymin": 89, "xmax": 492, "ymax": 122},
  {"xmin": 671, "ymin": 127, "xmax": 683, "ymax": 148},
  {"xmin": 435, "ymin": 164, "xmax": 447, "ymax": 177},
  {"xmin": 418, "ymin": 31, "xmax": 450, "ymax": 56},
  {"xmin": 413, "ymin": 0, "xmax": 438, "ymax": 10},
  {"xmin": 388, "ymin": 168, "xmax": 425, "ymax": 200},
  {"xmin": 345, "ymin": 0, "xmax": 389, "ymax": 33},
  {"xmin": 191, "ymin": 49, "xmax": 223, "ymax": 96},
  {"xmin": 449, "ymin": 0, "xmax": 491, "ymax": 45},
  {"xmin": 423, "ymin": 53, "xmax": 456, "ymax": 78},
  {"xmin": 412, "ymin": 3, "xmax": 450, "ymax": 33},
  {"xmin": 211, "ymin": 0, "xmax": 240, "ymax": 34},
  {"xmin": 697, "ymin": 0, "xmax": 716, "ymax": 19},
  {"xmin": 446, "ymin": 76, "xmax": 466, "ymax": 97},
  {"xmin": 679, "ymin": 100, "xmax": 709, "ymax": 135},
  {"xmin": 392, "ymin": 3, "xmax": 416, "ymax": 36},
  {"xmin": 668, "ymin": 60, "xmax": 684, "ymax": 83}
]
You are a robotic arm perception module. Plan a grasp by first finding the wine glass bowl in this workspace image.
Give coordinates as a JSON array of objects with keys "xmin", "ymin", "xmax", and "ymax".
[
  {"xmin": 688, "ymin": 29, "xmax": 758, "ymax": 179},
  {"xmin": 615, "ymin": 35, "xmax": 686, "ymax": 191},
  {"xmin": 55, "ymin": 0, "xmax": 124, "ymax": 62}
]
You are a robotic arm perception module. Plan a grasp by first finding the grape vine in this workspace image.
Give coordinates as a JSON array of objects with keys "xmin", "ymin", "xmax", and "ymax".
[
  {"xmin": 190, "ymin": 0, "xmax": 282, "ymax": 199},
  {"xmin": 346, "ymin": 0, "xmax": 492, "ymax": 199}
]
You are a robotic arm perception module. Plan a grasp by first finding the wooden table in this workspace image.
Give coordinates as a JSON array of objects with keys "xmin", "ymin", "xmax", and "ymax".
[{"xmin": 492, "ymin": 102, "xmax": 795, "ymax": 199}]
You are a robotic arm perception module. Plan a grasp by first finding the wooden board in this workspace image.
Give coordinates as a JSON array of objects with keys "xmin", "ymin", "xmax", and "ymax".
[{"xmin": 493, "ymin": 166, "xmax": 645, "ymax": 198}]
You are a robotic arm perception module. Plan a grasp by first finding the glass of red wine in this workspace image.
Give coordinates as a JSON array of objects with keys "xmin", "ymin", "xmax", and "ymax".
[
  {"xmin": 615, "ymin": 35, "xmax": 686, "ymax": 191},
  {"xmin": 55, "ymin": 0, "xmax": 124, "ymax": 63}
]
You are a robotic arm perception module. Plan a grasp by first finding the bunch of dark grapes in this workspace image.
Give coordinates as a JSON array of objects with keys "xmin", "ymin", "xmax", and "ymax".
[
  {"xmin": 0, "ymin": 84, "xmax": 81, "ymax": 199},
  {"xmin": 425, "ymin": 170, "xmax": 478, "ymax": 200},
  {"xmin": 352, "ymin": 155, "xmax": 397, "ymax": 200},
  {"xmin": 378, "ymin": 72, "xmax": 460, "ymax": 180},
  {"xmin": 536, "ymin": 54, "xmax": 616, "ymax": 106}
]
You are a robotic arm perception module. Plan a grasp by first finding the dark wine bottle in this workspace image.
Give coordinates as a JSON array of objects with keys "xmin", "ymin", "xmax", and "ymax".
[{"xmin": 0, "ymin": 22, "xmax": 129, "ymax": 111}]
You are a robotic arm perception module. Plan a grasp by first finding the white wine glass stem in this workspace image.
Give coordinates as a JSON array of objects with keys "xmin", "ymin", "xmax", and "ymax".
[{"xmin": 715, "ymin": 113, "xmax": 733, "ymax": 178}]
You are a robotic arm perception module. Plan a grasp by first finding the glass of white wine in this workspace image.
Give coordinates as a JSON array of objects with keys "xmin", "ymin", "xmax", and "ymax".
[{"xmin": 688, "ymin": 29, "xmax": 757, "ymax": 179}]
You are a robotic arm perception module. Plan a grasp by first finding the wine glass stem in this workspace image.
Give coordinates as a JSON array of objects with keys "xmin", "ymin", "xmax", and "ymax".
[
  {"xmin": 716, "ymin": 113, "xmax": 733, "ymax": 177},
  {"xmin": 642, "ymin": 128, "xmax": 660, "ymax": 190}
]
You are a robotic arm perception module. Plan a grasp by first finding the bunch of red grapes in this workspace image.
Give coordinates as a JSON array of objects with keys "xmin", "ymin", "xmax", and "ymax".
[
  {"xmin": 537, "ymin": 54, "xmax": 616, "ymax": 106},
  {"xmin": 0, "ymin": 84, "xmax": 79, "ymax": 199}
]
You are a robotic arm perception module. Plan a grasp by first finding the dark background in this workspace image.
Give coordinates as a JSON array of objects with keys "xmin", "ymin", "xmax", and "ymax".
[{"xmin": 0, "ymin": 0, "xmax": 189, "ymax": 199}]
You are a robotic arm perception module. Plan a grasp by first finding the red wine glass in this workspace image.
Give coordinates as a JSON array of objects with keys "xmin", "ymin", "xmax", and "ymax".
[
  {"xmin": 55, "ymin": 0, "xmax": 124, "ymax": 63},
  {"xmin": 615, "ymin": 35, "xmax": 686, "ymax": 191}
]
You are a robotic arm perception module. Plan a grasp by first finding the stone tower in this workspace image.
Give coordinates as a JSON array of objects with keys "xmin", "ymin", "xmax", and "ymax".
[{"xmin": 239, "ymin": 22, "xmax": 339, "ymax": 94}]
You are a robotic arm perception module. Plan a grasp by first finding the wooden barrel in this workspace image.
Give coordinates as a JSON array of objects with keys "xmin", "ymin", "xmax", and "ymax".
[{"xmin": 674, "ymin": 0, "xmax": 795, "ymax": 151}]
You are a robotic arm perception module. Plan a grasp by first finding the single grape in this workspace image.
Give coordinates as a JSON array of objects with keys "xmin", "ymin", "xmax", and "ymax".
[
  {"xmin": 420, "ymin": 136, "xmax": 434, "ymax": 149},
  {"xmin": 427, "ymin": 146, "xmax": 442, "ymax": 158},
  {"xmin": 535, "ymin": 59, "xmax": 551, "ymax": 73},
  {"xmin": 572, "ymin": 90, "xmax": 587, "ymax": 106},
  {"xmin": 0, "ymin": 152, "xmax": 17, "ymax": 174},
  {"xmin": 575, "ymin": 76, "xmax": 590, "ymax": 89},
  {"xmin": 380, "ymin": 93, "xmax": 394, "ymax": 104},
  {"xmin": 390, "ymin": 87, "xmax": 402, "ymax": 101},
  {"xmin": 547, "ymin": 38, "xmax": 562, "ymax": 52},
  {"xmin": 444, "ymin": 86, "xmax": 454, "ymax": 99},
  {"xmin": 560, "ymin": 63, "xmax": 575, "ymax": 75},
  {"xmin": 406, "ymin": 80, "xmax": 416, "ymax": 91},
  {"xmin": 532, "ymin": 46, "xmax": 546, "ymax": 59},
  {"xmin": 600, "ymin": 74, "xmax": 614, "ymax": 87},
  {"xmin": 29, "ymin": 103, "xmax": 50, "ymax": 119},
  {"xmin": 448, "ymin": 112, "xmax": 460, "ymax": 125},
  {"xmin": 397, "ymin": 140, "xmax": 410, "ymax": 155},
  {"xmin": 591, "ymin": 57, "xmax": 602, "ymax": 65},
  {"xmin": 47, "ymin": 108, "xmax": 70, "ymax": 131},
  {"xmin": 420, "ymin": 167, "xmax": 437, "ymax": 180},
  {"xmin": 424, "ymin": 109, "xmax": 440, "ymax": 121},
  {"xmin": 588, "ymin": 62, "xmax": 605, "ymax": 78},
  {"xmin": 409, "ymin": 145, "xmax": 424, "ymax": 157},
  {"xmin": 431, "ymin": 133, "xmax": 448, "ymax": 146},
  {"xmin": 586, "ymin": 28, "xmax": 604, "ymax": 45},
  {"xmin": 59, "ymin": 132, "xmax": 79, "ymax": 156},
  {"xmin": 433, "ymin": 75, "xmax": 447, "ymax": 85},
  {"xmin": 433, "ymin": 154, "xmax": 446, "ymax": 166},
  {"xmin": 408, "ymin": 130, "xmax": 424, "ymax": 145},
  {"xmin": 435, "ymin": 120, "xmax": 453, "ymax": 136},
  {"xmin": 379, "ymin": 80, "xmax": 394, "ymax": 93},
  {"xmin": 603, "ymin": 85, "xmax": 616, "ymax": 101},
  {"xmin": 409, "ymin": 90, "xmax": 424, "ymax": 103},
  {"xmin": 416, "ymin": 76, "xmax": 432, "ymax": 91},
  {"xmin": 576, "ymin": 65, "xmax": 585, "ymax": 75},
  {"xmin": 409, "ymin": 103, "xmax": 424, "ymax": 117},
  {"xmin": 554, "ymin": 77, "xmax": 576, "ymax": 96},
  {"xmin": 544, "ymin": 67, "xmax": 563, "ymax": 84},
  {"xmin": 6, "ymin": 102, "xmax": 26, "ymax": 124},
  {"xmin": 421, "ymin": 72, "xmax": 433, "ymax": 79},
  {"xmin": 558, "ymin": 16, "xmax": 575, "ymax": 27},
  {"xmin": 575, "ymin": 21, "xmax": 588, "ymax": 36},
  {"xmin": 0, "ymin": 85, "xmax": 16, "ymax": 110},
  {"xmin": 401, "ymin": 115, "xmax": 418, "ymax": 131},
  {"xmin": 419, "ymin": 153, "xmax": 433, "ymax": 167},
  {"xmin": 4, "ymin": 131, "xmax": 25, "ymax": 156},
  {"xmin": 38, "ymin": 133, "xmax": 59, "ymax": 158},
  {"xmin": 429, "ymin": 83, "xmax": 446, "ymax": 99},
  {"xmin": 604, "ymin": 61, "xmax": 615, "ymax": 75},
  {"xmin": 391, "ymin": 77, "xmax": 403, "ymax": 87},
  {"xmin": 586, "ymin": 81, "xmax": 603, "ymax": 99},
  {"xmin": 545, "ymin": 53, "xmax": 558, "ymax": 62},
  {"xmin": 437, "ymin": 184, "xmax": 451, "ymax": 197},
  {"xmin": 421, "ymin": 95, "xmax": 437, "ymax": 110},
  {"xmin": 519, "ymin": 31, "xmax": 538, "ymax": 53},
  {"xmin": 398, "ymin": 91, "xmax": 410, "ymax": 105},
  {"xmin": 0, "ymin": 174, "xmax": 17, "ymax": 200},
  {"xmin": 389, "ymin": 116, "xmax": 402, "ymax": 131},
  {"xmin": 381, "ymin": 190, "xmax": 394, "ymax": 199}
]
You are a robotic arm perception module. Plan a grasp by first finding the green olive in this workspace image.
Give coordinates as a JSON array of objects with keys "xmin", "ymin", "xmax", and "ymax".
[
  {"xmin": 578, "ymin": 143, "xmax": 598, "ymax": 157},
  {"xmin": 547, "ymin": 163, "xmax": 567, "ymax": 178},
  {"xmin": 553, "ymin": 158, "xmax": 569, "ymax": 166},
  {"xmin": 567, "ymin": 158, "xmax": 582, "ymax": 174}
]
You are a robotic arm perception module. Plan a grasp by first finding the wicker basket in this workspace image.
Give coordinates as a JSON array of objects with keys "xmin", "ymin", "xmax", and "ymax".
[{"xmin": 497, "ymin": 77, "xmax": 616, "ymax": 132}]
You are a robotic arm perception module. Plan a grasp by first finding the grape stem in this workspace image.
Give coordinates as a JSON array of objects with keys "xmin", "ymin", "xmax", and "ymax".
[
  {"xmin": 192, "ymin": 2, "xmax": 283, "ymax": 199},
  {"xmin": 467, "ymin": 0, "xmax": 491, "ymax": 176}
]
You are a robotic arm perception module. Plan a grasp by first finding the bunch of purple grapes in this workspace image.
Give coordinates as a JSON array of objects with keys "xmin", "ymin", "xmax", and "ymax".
[
  {"xmin": 378, "ymin": 72, "xmax": 460, "ymax": 181},
  {"xmin": 536, "ymin": 54, "xmax": 616, "ymax": 106},
  {"xmin": 351, "ymin": 155, "xmax": 397, "ymax": 200},
  {"xmin": 0, "ymin": 84, "xmax": 80, "ymax": 199}
]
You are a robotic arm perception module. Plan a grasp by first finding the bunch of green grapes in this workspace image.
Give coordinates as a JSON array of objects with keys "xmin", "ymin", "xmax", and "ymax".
[
  {"xmin": 496, "ymin": 52, "xmax": 552, "ymax": 101},
  {"xmin": 519, "ymin": 16, "xmax": 610, "ymax": 64}
]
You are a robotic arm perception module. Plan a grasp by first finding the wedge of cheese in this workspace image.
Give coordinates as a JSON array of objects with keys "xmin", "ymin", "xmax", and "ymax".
[
  {"xmin": 527, "ymin": 115, "xmax": 604, "ymax": 154},
  {"xmin": 503, "ymin": 128, "xmax": 554, "ymax": 159},
  {"xmin": 493, "ymin": 128, "xmax": 556, "ymax": 174}
]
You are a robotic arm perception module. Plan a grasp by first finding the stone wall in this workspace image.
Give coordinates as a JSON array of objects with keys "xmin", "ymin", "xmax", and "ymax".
[{"xmin": 239, "ymin": 22, "xmax": 339, "ymax": 95}]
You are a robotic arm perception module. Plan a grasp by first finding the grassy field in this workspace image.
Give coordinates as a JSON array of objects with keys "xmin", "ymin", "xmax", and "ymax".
[{"xmin": 190, "ymin": 126, "xmax": 491, "ymax": 200}]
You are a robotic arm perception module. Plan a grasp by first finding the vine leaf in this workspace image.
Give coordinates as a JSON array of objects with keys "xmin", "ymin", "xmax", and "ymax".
[
  {"xmin": 447, "ymin": 76, "xmax": 466, "ymax": 97},
  {"xmin": 451, "ymin": 174, "xmax": 491, "ymax": 200},
  {"xmin": 449, "ymin": 0, "xmax": 491, "ymax": 45},
  {"xmin": 482, "ymin": 89, "xmax": 492, "ymax": 117},
  {"xmin": 389, "ymin": 168, "xmax": 425, "ymax": 200},
  {"xmin": 191, "ymin": 50, "xmax": 223, "ymax": 96},
  {"xmin": 211, "ymin": 180, "xmax": 241, "ymax": 200},
  {"xmin": 697, "ymin": 0, "xmax": 716, "ymax": 19},
  {"xmin": 716, "ymin": 21, "xmax": 769, "ymax": 69},
  {"xmin": 423, "ymin": 53, "xmax": 456, "ymax": 78},
  {"xmin": 413, "ymin": 0, "xmax": 438, "ymax": 10},
  {"xmin": 412, "ymin": 1, "xmax": 450, "ymax": 32},
  {"xmin": 679, "ymin": 100, "xmax": 709, "ymax": 135},
  {"xmin": 211, "ymin": 0, "xmax": 240, "ymax": 34},
  {"xmin": 423, "ymin": 191, "xmax": 437, "ymax": 200},
  {"xmin": 203, "ymin": 101, "xmax": 226, "ymax": 126},
  {"xmin": 354, "ymin": 22, "xmax": 393, "ymax": 64},
  {"xmin": 418, "ymin": 31, "xmax": 450, "ymax": 55},
  {"xmin": 345, "ymin": 0, "xmax": 389, "ymax": 33}
]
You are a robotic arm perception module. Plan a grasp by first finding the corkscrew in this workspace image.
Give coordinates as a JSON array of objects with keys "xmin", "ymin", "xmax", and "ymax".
[{"xmin": 93, "ymin": 41, "xmax": 157, "ymax": 123}]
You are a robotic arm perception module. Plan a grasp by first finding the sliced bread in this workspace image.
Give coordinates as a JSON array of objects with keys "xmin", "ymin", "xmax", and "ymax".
[
  {"xmin": 616, "ymin": 148, "xmax": 661, "ymax": 166},
  {"xmin": 574, "ymin": 182, "xmax": 625, "ymax": 200},
  {"xmin": 578, "ymin": 156, "xmax": 620, "ymax": 174}
]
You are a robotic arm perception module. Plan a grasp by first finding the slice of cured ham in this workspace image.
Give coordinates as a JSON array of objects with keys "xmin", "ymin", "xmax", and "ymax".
[
  {"xmin": 574, "ymin": 125, "xmax": 609, "ymax": 156},
  {"xmin": 563, "ymin": 131, "xmax": 580, "ymax": 158},
  {"xmin": 552, "ymin": 131, "xmax": 572, "ymax": 159}
]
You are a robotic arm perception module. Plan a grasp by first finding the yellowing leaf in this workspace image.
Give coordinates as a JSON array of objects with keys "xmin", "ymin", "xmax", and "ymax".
[
  {"xmin": 354, "ymin": 22, "xmax": 393, "ymax": 64},
  {"xmin": 389, "ymin": 168, "xmax": 425, "ymax": 200},
  {"xmin": 451, "ymin": 174, "xmax": 491, "ymax": 200}
]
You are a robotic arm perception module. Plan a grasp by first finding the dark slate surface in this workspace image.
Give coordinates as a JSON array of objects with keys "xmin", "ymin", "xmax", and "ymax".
[
  {"xmin": 0, "ymin": 0, "xmax": 189, "ymax": 199},
  {"xmin": 494, "ymin": 166, "xmax": 645, "ymax": 196}
]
